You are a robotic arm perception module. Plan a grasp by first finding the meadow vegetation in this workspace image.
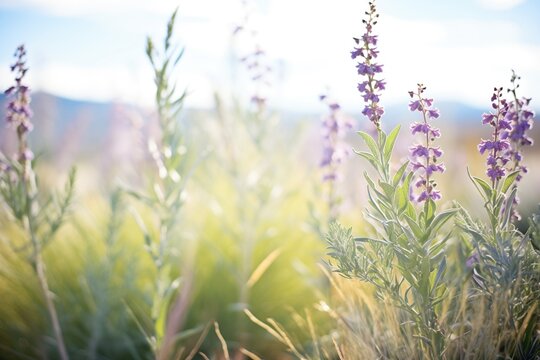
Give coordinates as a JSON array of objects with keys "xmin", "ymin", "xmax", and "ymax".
[{"xmin": 0, "ymin": 1, "xmax": 539, "ymax": 359}]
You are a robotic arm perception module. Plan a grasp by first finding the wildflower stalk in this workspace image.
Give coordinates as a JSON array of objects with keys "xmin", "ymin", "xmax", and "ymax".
[
  {"xmin": 319, "ymin": 94, "xmax": 353, "ymax": 221},
  {"xmin": 352, "ymin": 1, "xmax": 385, "ymax": 131},
  {"xmin": 462, "ymin": 79, "xmax": 538, "ymax": 354},
  {"xmin": 408, "ymin": 84, "xmax": 444, "ymax": 204},
  {"xmin": 503, "ymin": 70, "xmax": 535, "ymax": 221},
  {"xmin": 128, "ymin": 9, "xmax": 195, "ymax": 357},
  {"xmin": 1, "ymin": 45, "xmax": 74, "ymax": 360},
  {"xmin": 328, "ymin": 4, "xmax": 456, "ymax": 355}
]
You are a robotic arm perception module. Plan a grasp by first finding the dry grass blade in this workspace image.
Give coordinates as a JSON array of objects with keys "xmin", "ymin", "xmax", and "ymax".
[
  {"xmin": 247, "ymin": 248, "xmax": 282, "ymax": 288},
  {"xmin": 332, "ymin": 335, "xmax": 345, "ymax": 360},
  {"xmin": 185, "ymin": 322, "xmax": 211, "ymax": 360},
  {"xmin": 240, "ymin": 348, "xmax": 263, "ymax": 360},
  {"xmin": 518, "ymin": 302, "xmax": 538, "ymax": 340},
  {"xmin": 198, "ymin": 352, "xmax": 210, "ymax": 360},
  {"xmin": 266, "ymin": 318, "xmax": 306, "ymax": 360},
  {"xmin": 244, "ymin": 309, "xmax": 284, "ymax": 341},
  {"xmin": 214, "ymin": 321, "xmax": 230, "ymax": 360}
]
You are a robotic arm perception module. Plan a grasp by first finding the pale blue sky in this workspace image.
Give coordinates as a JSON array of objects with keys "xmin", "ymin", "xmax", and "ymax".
[{"xmin": 0, "ymin": 0, "xmax": 539, "ymax": 111}]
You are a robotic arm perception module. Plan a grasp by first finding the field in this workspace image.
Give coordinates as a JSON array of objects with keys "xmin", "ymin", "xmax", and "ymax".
[{"xmin": 1, "ymin": 1, "xmax": 539, "ymax": 359}]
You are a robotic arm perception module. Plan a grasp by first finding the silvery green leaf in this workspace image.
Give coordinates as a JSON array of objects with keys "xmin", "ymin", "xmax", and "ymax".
[
  {"xmin": 427, "ymin": 209, "xmax": 458, "ymax": 235},
  {"xmin": 379, "ymin": 181, "xmax": 395, "ymax": 199},
  {"xmin": 404, "ymin": 215, "xmax": 423, "ymax": 240},
  {"xmin": 383, "ymin": 125, "xmax": 401, "ymax": 163},
  {"xmin": 501, "ymin": 170, "xmax": 521, "ymax": 194},
  {"xmin": 501, "ymin": 187, "xmax": 517, "ymax": 229},
  {"xmin": 358, "ymin": 131, "xmax": 379, "ymax": 158},
  {"xmin": 392, "ymin": 161, "xmax": 410, "ymax": 187}
]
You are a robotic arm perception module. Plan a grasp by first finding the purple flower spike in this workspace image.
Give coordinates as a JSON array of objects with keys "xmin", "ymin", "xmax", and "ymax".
[
  {"xmin": 5, "ymin": 44, "xmax": 34, "ymax": 167},
  {"xmin": 479, "ymin": 87, "xmax": 512, "ymax": 185},
  {"xmin": 319, "ymin": 93, "xmax": 354, "ymax": 183},
  {"xmin": 353, "ymin": 0, "xmax": 384, "ymax": 130},
  {"xmin": 500, "ymin": 71, "xmax": 536, "ymax": 221},
  {"xmin": 408, "ymin": 84, "xmax": 444, "ymax": 203}
]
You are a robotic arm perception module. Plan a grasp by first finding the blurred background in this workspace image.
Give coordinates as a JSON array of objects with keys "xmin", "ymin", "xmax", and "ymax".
[
  {"xmin": 0, "ymin": 0, "xmax": 539, "ymax": 358},
  {"xmin": 0, "ymin": 0, "xmax": 538, "ymax": 219}
]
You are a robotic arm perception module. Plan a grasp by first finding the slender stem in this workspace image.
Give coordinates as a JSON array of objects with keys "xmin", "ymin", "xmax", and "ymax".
[
  {"xmin": 490, "ymin": 94, "xmax": 502, "ymax": 190},
  {"xmin": 34, "ymin": 245, "xmax": 70, "ymax": 360},
  {"xmin": 18, "ymin": 115, "xmax": 69, "ymax": 360},
  {"xmin": 25, "ymin": 188, "xmax": 69, "ymax": 360}
]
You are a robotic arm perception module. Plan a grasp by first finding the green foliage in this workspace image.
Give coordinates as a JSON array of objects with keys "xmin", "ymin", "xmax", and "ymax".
[
  {"xmin": 456, "ymin": 168, "xmax": 540, "ymax": 357},
  {"xmin": 327, "ymin": 126, "xmax": 457, "ymax": 358}
]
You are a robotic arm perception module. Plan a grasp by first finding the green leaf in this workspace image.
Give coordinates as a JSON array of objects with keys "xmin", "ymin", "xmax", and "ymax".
[
  {"xmin": 354, "ymin": 237, "xmax": 387, "ymax": 245},
  {"xmin": 406, "ymin": 202, "xmax": 417, "ymax": 221},
  {"xmin": 531, "ymin": 236, "xmax": 540, "ymax": 254},
  {"xmin": 501, "ymin": 170, "xmax": 520, "ymax": 194},
  {"xmin": 383, "ymin": 125, "xmax": 401, "ymax": 162},
  {"xmin": 466, "ymin": 167, "xmax": 493, "ymax": 202},
  {"xmin": 404, "ymin": 215, "xmax": 423, "ymax": 239},
  {"xmin": 379, "ymin": 181, "xmax": 395, "ymax": 199},
  {"xmin": 427, "ymin": 208, "xmax": 458, "ymax": 234},
  {"xmin": 355, "ymin": 150, "xmax": 378, "ymax": 170},
  {"xmin": 392, "ymin": 161, "xmax": 409, "ymax": 187},
  {"xmin": 472, "ymin": 176, "xmax": 492, "ymax": 201},
  {"xmin": 395, "ymin": 183, "xmax": 409, "ymax": 214},
  {"xmin": 501, "ymin": 187, "xmax": 517, "ymax": 228},
  {"xmin": 423, "ymin": 199, "xmax": 436, "ymax": 227},
  {"xmin": 358, "ymin": 131, "xmax": 379, "ymax": 158},
  {"xmin": 363, "ymin": 172, "xmax": 376, "ymax": 190}
]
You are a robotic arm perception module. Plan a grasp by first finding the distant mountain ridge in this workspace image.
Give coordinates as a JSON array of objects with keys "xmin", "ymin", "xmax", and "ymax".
[{"xmin": 0, "ymin": 92, "xmax": 537, "ymax": 150}]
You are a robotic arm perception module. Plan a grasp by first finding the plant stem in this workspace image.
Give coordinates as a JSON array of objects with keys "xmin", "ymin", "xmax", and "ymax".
[
  {"xmin": 26, "ymin": 208, "xmax": 69, "ymax": 360},
  {"xmin": 35, "ymin": 248, "xmax": 70, "ymax": 360}
]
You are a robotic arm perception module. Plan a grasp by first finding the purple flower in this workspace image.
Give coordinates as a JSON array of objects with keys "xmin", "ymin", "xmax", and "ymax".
[
  {"xmin": 426, "ymin": 163, "xmax": 445, "ymax": 175},
  {"xmin": 429, "ymin": 190, "xmax": 442, "ymax": 200},
  {"xmin": 479, "ymin": 87, "xmax": 513, "ymax": 184},
  {"xmin": 408, "ymin": 84, "xmax": 444, "ymax": 203},
  {"xmin": 362, "ymin": 105, "xmax": 384, "ymax": 119},
  {"xmin": 482, "ymin": 113, "xmax": 495, "ymax": 124},
  {"xmin": 500, "ymin": 71, "xmax": 536, "ymax": 221},
  {"xmin": 428, "ymin": 108, "xmax": 440, "ymax": 119},
  {"xmin": 487, "ymin": 166, "xmax": 505, "ymax": 180},
  {"xmin": 351, "ymin": 47, "xmax": 364, "ymax": 59},
  {"xmin": 409, "ymin": 100, "xmax": 422, "ymax": 112},
  {"xmin": 357, "ymin": 81, "xmax": 368, "ymax": 92},
  {"xmin": 233, "ymin": 15, "xmax": 272, "ymax": 112},
  {"xmin": 375, "ymin": 79, "xmax": 386, "ymax": 90},
  {"xmin": 466, "ymin": 252, "xmax": 479, "ymax": 269},
  {"xmin": 4, "ymin": 45, "xmax": 34, "ymax": 166},
  {"xmin": 353, "ymin": 1, "xmax": 384, "ymax": 129},
  {"xmin": 410, "ymin": 145, "xmax": 429, "ymax": 157},
  {"xmin": 410, "ymin": 122, "xmax": 431, "ymax": 135},
  {"xmin": 319, "ymin": 93, "xmax": 354, "ymax": 183},
  {"xmin": 431, "ymin": 147, "xmax": 443, "ymax": 157}
]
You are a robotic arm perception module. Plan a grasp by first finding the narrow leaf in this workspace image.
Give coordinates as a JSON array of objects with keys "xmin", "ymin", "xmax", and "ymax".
[
  {"xmin": 358, "ymin": 131, "xmax": 379, "ymax": 157},
  {"xmin": 501, "ymin": 170, "xmax": 520, "ymax": 194},
  {"xmin": 392, "ymin": 161, "xmax": 409, "ymax": 187},
  {"xmin": 383, "ymin": 125, "xmax": 401, "ymax": 162}
]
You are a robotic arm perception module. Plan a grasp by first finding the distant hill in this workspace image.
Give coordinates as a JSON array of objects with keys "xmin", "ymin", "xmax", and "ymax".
[{"xmin": 1, "ymin": 91, "xmax": 537, "ymax": 154}]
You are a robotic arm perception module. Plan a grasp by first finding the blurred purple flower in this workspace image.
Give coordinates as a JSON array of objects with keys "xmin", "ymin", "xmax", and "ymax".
[
  {"xmin": 466, "ymin": 252, "xmax": 480, "ymax": 269},
  {"xmin": 319, "ymin": 94, "xmax": 354, "ymax": 184},
  {"xmin": 4, "ymin": 45, "xmax": 34, "ymax": 166}
]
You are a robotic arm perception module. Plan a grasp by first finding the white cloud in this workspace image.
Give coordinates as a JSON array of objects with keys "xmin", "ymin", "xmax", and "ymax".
[
  {"xmin": 478, "ymin": 0, "xmax": 526, "ymax": 10},
  {"xmin": 0, "ymin": 0, "xmax": 243, "ymax": 19},
  {"xmin": 1, "ymin": 0, "xmax": 538, "ymax": 112}
]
